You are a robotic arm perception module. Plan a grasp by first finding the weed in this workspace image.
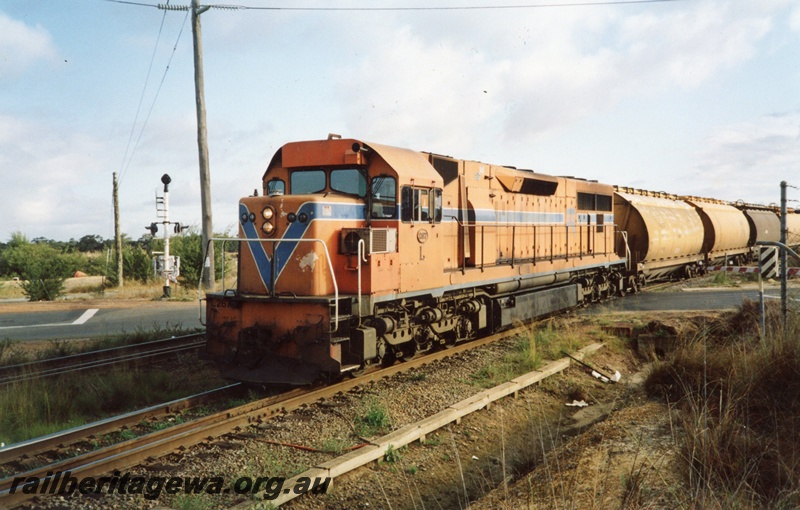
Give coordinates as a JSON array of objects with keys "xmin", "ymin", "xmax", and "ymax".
[
  {"xmin": 117, "ymin": 428, "xmax": 137, "ymax": 441},
  {"xmin": 384, "ymin": 444, "xmax": 404, "ymax": 463},
  {"xmin": 0, "ymin": 339, "xmax": 25, "ymax": 365},
  {"xmin": 423, "ymin": 434, "xmax": 441, "ymax": 446},
  {"xmin": 38, "ymin": 339, "xmax": 75, "ymax": 359},
  {"xmin": 355, "ymin": 398, "xmax": 391, "ymax": 437},
  {"xmin": 171, "ymin": 494, "xmax": 216, "ymax": 510},
  {"xmin": 245, "ymin": 443, "xmax": 305, "ymax": 479},
  {"xmin": 320, "ymin": 437, "xmax": 350, "ymax": 455},
  {"xmin": 0, "ymin": 362, "xmax": 222, "ymax": 444}
]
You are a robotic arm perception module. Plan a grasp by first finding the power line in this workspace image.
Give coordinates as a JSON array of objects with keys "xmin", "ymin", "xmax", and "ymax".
[
  {"xmin": 118, "ymin": 6, "xmax": 170, "ymax": 186},
  {"xmin": 102, "ymin": 0, "xmax": 684, "ymax": 12},
  {"xmin": 120, "ymin": 10, "xmax": 190, "ymax": 186}
]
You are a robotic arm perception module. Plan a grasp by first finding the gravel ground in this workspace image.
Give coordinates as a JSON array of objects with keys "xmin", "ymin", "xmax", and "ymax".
[{"xmin": 17, "ymin": 313, "xmax": 685, "ymax": 510}]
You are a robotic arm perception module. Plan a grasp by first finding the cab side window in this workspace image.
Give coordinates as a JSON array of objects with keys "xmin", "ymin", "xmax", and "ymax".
[
  {"xmin": 401, "ymin": 186, "xmax": 442, "ymax": 223},
  {"xmin": 371, "ymin": 176, "xmax": 397, "ymax": 219},
  {"xmin": 265, "ymin": 178, "xmax": 285, "ymax": 196}
]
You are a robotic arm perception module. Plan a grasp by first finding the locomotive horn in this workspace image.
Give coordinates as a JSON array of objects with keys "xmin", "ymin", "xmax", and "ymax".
[{"xmin": 561, "ymin": 351, "xmax": 621, "ymax": 383}]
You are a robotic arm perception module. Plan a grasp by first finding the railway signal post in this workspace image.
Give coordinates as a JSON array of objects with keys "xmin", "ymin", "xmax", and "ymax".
[{"xmin": 146, "ymin": 174, "xmax": 186, "ymax": 298}]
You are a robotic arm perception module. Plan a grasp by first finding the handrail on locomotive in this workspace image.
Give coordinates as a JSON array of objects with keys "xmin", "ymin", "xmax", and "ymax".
[
  {"xmin": 444, "ymin": 214, "xmax": 619, "ymax": 272},
  {"xmin": 197, "ymin": 237, "xmax": 340, "ymax": 331}
]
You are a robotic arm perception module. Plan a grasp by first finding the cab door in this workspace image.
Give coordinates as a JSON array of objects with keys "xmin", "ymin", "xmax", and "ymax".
[{"xmin": 398, "ymin": 185, "xmax": 445, "ymax": 293}]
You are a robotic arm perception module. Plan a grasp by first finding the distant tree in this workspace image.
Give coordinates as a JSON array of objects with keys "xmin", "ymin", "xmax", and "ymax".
[
  {"xmin": 77, "ymin": 234, "xmax": 105, "ymax": 253},
  {"xmin": 8, "ymin": 231, "xmax": 28, "ymax": 248},
  {"xmin": 2, "ymin": 242, "xmax": 72, "ymax": 301},
  {"xmin": 106, "ymin": 245, "xmax": 153, "ymax": 286},
  {"xmin": 136, "ymin": 234, "xmax": 154, "ymax": 252},
  {"xmin": 162, "ymin": 228, "xmax": 231, "ymax": 287},
  {"xmin": 0, "ymin": 231, "xmax": 101, "ymax": 299}
]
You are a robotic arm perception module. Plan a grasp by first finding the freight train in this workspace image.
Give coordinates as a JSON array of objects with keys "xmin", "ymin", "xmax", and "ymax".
[{"xmin": 203, "ymin": 135, "xmax": 797, "ymax": 385}]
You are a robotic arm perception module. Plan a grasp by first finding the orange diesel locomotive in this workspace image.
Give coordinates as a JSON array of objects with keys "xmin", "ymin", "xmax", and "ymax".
[{"xmin": 204, "ymin": 136, "xmax": 629, "ymax": 385}]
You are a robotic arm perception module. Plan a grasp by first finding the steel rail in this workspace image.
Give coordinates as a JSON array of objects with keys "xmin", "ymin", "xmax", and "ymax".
[{"xmin": 0, "ymin": 333, "xmax": 205, "ymax": 386}]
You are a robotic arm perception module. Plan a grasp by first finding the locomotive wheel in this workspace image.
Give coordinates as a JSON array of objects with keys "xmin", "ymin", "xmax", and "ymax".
[
  {"xmin": 380, "ymin": 349, "xmax": 396, "ymax": 368},
  {"xmin": 350, "ymin": 359, "xmax": 373, "ymax": 378},
  {"xmin": 396, "ymin": 343, "xmax": 417, "ymax": 362}
]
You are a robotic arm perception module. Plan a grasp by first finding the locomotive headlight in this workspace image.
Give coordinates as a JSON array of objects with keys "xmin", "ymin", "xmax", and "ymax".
[
  {"xmin": 261, "ymin": 221, "xmax": 275, "ymax": 235},
  {"xmin": 262, "ymin": 206, "xmax": 275, "ymax": 220}
]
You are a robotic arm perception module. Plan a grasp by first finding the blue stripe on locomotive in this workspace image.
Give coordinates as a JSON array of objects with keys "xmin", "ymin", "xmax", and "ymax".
[{"xmin": 241, "ymin": 202, "xmax": 613, "ymax": 293}]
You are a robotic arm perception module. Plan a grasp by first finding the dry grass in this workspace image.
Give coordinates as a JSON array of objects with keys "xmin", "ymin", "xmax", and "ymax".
[{"xmin": 644, "ymin": 301, "xmax": 800, "ymax": 508}]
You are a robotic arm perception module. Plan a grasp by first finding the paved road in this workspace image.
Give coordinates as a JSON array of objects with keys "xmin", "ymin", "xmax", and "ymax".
[{"xmin": 0, "ymin": 301, "xmax": 203, "ymax": 342}]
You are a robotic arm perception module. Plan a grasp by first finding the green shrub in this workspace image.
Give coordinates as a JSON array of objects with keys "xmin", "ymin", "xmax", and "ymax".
[{"xmin": 152, "ymin": 228, "xmax": 233, "ymax": 287}]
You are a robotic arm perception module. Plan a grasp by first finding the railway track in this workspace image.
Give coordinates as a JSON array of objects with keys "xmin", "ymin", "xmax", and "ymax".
[
  {"xmin": 0, "ymin": 324, "xmax": 535, "ymax": 507},
  {"xmin": 0, "ymin": 384, "xmax": 243, "ymax": 474},
  {"xmin": 0, "ymin": 333, "xmax": 205, "ymax": 386}
]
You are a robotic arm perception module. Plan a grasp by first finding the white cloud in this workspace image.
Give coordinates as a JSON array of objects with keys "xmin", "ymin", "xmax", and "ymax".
[
  {"xmin": 0, "ymin": 114, "xmax": 113, "ymax": 240},
  {"xmin": 618, "ymin": 3, "xmax": 771, "ymax": 87},
  {"xmin": 0, "ymin": 12, "xmax": 56, "ymax": 80},
  {"xmin": 333, "ymin": 1, "xmax": 777, "ymax": 154},
  {"xmin": 686, "ymin": 111, "xmax": 800, "ymax": 204},
  {"xmin": 791, "ymin": 5, "xmax": 800, "ymax": 32}
]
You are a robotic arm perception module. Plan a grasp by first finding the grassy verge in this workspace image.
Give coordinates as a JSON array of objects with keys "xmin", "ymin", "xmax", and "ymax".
[
  {"xmin": 469, "ymin": 319, "xmax": 594, "ymax": 388},
  {"xmin": 644, "ymin": 300, "xmax": 800, "ymax": 507},
  {"xmin": 0, "ymin": 353, "xmax": 224, "ymax": 446},
  {"xmin": 0, "ymin": 324, "xmax": 217, "ymax": 446}
]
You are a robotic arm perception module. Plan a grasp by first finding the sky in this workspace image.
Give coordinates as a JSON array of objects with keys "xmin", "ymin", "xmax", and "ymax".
[{"xmin": 1, "ymin": 0, "xmax": 799, "ymax": 243}]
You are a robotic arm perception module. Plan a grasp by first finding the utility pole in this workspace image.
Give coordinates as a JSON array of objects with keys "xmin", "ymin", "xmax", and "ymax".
[
  {"xmin": 113, "ymin": 172, "xmax": 124, "ymax": 288},
  {"xmin": 191, "ymin": 0, "xmax": 215, "ymax": 291},
  {"xmin": 780, "ymin": 180, "xmax": 788, "ymax": 331}
]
